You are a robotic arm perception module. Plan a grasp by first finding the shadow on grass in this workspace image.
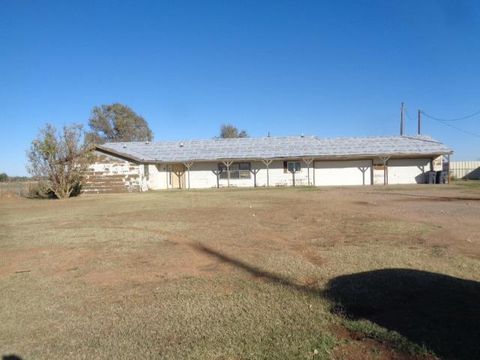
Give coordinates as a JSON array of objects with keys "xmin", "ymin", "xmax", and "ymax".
[
  {"xmin": 327, "ymin": 269, "xmax": 480, "ymax": 360},
  {"xmin": 191, "ymin": 243, "xmax": 313, "ymax": 294},
  {"xmin": 2, "ymin": 355, "xmax": 23, "ymax": 360},
  {"xmin": 382, "ymin": 192, "xmax": 480, "ymax": 202},
  {"xmin": 192, "ymin": 243, "xmax": 480, "ymax": 360}
]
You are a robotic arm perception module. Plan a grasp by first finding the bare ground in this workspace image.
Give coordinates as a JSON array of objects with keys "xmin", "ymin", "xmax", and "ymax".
[{"xmin": 0, "ymin": 184, "xmax": 479, "ymax": 359}]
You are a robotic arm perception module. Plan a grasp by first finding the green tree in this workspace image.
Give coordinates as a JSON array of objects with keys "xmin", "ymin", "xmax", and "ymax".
[
  {"xmin": 27, "ymin": 124, "xmax": 91, "ymax": 199},
  {"xmin": 219, "ymin": 124, "xmax": 248, "ymax": 138},
  {"xmin": 0, "ymin": 173, "xmax": 8, "ymax": 182},
  {"xmin": 86, "ymin": 103, "xmax": 153, "ymax": 144}
]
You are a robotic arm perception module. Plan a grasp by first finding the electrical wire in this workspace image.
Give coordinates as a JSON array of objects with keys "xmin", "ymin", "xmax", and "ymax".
[
  {"xmin": 426, "ymin": 115, "xmax": 480, "ymax": 138},
  {"xmin": 405, "ymin": 107, "xmax": 480, "ymax": 138},
  {"xmin": 421, "ymin": 109, "xmax": 480, "ymax": 122}
]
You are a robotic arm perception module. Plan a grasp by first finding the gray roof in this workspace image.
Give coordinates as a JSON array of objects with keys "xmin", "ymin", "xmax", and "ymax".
[{"xmin": 96, "ymin": 135, "xmax": 452, "ymax": 163}]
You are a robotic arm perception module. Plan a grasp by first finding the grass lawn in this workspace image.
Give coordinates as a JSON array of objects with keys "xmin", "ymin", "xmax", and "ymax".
[{"xmin": 1, "ymin": 185, "xmax": 479, "ymax": 359}]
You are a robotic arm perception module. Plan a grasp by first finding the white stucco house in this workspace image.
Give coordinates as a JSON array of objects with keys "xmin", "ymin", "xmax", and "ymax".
[{"xmin": 84, "ymin": 135, "xmax": 452, "ymax": 193}]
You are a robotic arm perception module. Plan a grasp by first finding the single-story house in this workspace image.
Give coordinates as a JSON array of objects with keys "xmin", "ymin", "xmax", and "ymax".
[{"xmin": 84, "ymin": 135, "xmax": 452, "ymax": 193}]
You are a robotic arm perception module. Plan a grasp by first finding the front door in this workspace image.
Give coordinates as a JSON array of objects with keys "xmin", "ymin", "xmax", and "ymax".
[
  {"xmin": 171, "ymin": 164, "xmax": 185, "ymax": 189},
  {"xmin": 373, "ymin": 164, "xmax": 386, "ymax": 185}
]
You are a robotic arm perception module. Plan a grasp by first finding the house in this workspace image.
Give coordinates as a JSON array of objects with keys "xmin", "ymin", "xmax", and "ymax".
[{"xmin": 84, "ymin": 135, "xmax": 452, "ymax": 193}]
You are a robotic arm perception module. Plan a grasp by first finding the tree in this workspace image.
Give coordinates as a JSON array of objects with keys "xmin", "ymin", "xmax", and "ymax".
[
  {"xmin": 27, "ymin": 124, "xmax": 91, "ymax": 199},
  {"xmin": 219, "ymin": 124, "xmax": 248, "ymax": 138},
  {"xmin": 0, "ymin": 173, "xmax": 8, "ymax": 182},
  {"xmin": 86, "ymin": 103, "xmax": 153, "ymax": 144}
]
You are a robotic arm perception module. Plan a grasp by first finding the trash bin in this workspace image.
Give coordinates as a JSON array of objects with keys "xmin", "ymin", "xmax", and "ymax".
[
  {"xmin": 436, "ymin": 171, "xmax": 447, "ymax": 184},
  {"xmin": 426, "ymin": 171, "xmax": 436, "ymax": 184},
  {"xmin": 442, "ymin": 171, "xmax": 448, "ymax": 183}
]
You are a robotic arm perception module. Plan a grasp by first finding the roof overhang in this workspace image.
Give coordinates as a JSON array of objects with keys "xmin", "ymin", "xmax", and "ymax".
[
  {"xmin": 95, "ymin": 144, "xmax": 452, "ymax": 165},
  {"xmin": 143, "ymin": 152, "xmax": 453, "ymax": 165},
  {"xmin": 94, "ymin": 145, "xmax": 144, "ymax": 164}
]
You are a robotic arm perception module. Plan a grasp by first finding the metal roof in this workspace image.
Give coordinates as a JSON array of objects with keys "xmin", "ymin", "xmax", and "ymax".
[{"xmin": 96, "ymin": 135, "xmax": 452, "ymax": 163}]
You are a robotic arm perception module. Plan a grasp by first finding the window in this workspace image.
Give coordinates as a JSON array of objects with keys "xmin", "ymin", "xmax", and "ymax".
[
  {"xmin": 218, "ymin": 162, "xmax": 251, "ymax": 179},
  {"xmin": 284, "ymin": 161, "xmax": 301, "ymax": 173}
]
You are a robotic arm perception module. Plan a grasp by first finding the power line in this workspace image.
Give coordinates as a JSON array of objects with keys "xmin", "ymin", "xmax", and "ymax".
[
  {"xmin": 426, "ymin": 116, "xmax": 480, "ymax": 138},
  {"xmin": 405, "ymin": 107, "xmax": 480, "ymax": 138},
  {"xmin": 421, "ymin": 108, "xmax": 480, "ymax": 122}
]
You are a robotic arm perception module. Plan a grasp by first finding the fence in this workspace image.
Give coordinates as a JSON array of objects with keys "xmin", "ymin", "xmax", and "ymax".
[
  {"xmin": 449, "ymin": 161, "xmax": 480, "ymax": 180},
  {"xmin": 0, "ymin": 181, "xmax": 36, "ymax": 198}
]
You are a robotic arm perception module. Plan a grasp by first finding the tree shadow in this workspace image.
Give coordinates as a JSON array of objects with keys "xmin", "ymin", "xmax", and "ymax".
[
  {"xmin": 2, "ymin": 355, "xmax": 23, "ymax": 360},
  {"xmin": 191, "ymin": 243, "xmax": 314, "ymax": 294},
  {"xmin": 325, "ymin": 269, "xmax": 480, "ymax": 360},
  {"xmin": 192, "ymin": 243, "xmax": 480, "ymax": 360}
]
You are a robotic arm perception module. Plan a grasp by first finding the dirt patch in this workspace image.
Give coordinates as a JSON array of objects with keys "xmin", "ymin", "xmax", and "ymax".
[{"xmin": 332, "ymin": 325, "xmax": 436, "ymax": 360}]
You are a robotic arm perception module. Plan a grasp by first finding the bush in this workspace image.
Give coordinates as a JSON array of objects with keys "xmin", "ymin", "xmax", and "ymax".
[
  {"xmin": 27, "ymin": 124, "xmax": 91, "ymax": 199},
  {"xmin": 26, "ymin": 181, "xmax": 56, "ymax": 199}
]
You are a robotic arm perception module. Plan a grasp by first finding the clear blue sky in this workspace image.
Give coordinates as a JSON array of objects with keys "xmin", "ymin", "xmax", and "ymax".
[{"xmin": 1, "ymin": 0, "xmax": 479, "ymax": 176}]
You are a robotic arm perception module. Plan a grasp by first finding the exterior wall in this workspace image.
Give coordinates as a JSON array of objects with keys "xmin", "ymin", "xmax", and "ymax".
[
  {"xmin": 433, "ymin": 156, "xmax": 443, "ymax": 171},
  {"xmin": 214, "ymin": 160, "xmax": 311, "ymax": 188},
  {"xmin": 84, "ymin": 153, "xmax": 146, "ymax": 193},
  {"xmin": 387, "ymin": 158, "xmax": 431, "ymax": 184},
  {"xmin": 145, "ymin": 160, "xmax": 313, "ymax": 189},
  {"xmin": 100, "ymin": 156, "xmax": 448, "ymax": 191},
  {"xmin": 146, "ymin": 158, "xmax": 442, "ymax": 190},
  {"xmin": 188, "ymin": 162, "xmax": 219, "ymax": 188},
  {"xmin": 314, "ymin": 160, "xmax": 372, "ymax": 186},
  {"xmin": 372, "ymin": 159, "xmax": 387, "ymax": 185},
  {"xmin": 255, "ymin": 161, "xmax": 311, "ymax": 187},
  {"xmin": 146, "ymin": 164, "xmax": 168, "ymax": 190}
]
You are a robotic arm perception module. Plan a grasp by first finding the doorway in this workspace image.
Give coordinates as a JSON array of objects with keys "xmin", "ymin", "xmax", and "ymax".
[{"xmin": 171, "ymin": 164, "xmax": 185, "ymax": 189}]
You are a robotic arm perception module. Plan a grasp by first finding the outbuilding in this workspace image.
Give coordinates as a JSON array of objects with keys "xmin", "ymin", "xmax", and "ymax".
[{"xmin": 85, "ymin": 135, "xmax": 452, "ymax": 193}]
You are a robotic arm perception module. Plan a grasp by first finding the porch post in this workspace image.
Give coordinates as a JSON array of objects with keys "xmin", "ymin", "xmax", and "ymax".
[
  {"xmin": 166, "ymin": 165, "xmax": 170, "ymax": 189},
  {"xmin": 313, "ymin": 160, "xmax": 316, "ymax": 186},
  {"xmin": 261, "ymin": 159, "xmax": 273, "ymax": 187},
  {"xmin": 222, "ymin": 160, "xmax": 233, "ymax": 187},
  {"xmin": 380, "ymin": 156, "xmax": 390, "ymax": 185},
  {"xmin": 212, "ymin": 169, "xmax": 221, "ymax": 188},
  {"xmin": 302, "ymin": 158, "xmax": 313, "ymax": 186},
  {"xmin": 359, "ymin": 166, "xmax": 368, "ymax": 185},
  {"xmin": 446, "ymin": 154, "xmax": 451, "ymax": 184},
  {"xmin": 184, "ymin": 162, "xmax": 194, "ymax": 189},
  {"xmin": 250, "ymin": 168, "xmax": 260, "ymax": 187}
]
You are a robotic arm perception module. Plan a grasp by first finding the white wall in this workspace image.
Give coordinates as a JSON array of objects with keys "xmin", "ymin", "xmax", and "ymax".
[
  {"xmin": 387, "ymin": 158, "xmax": 431, "ymax": 184},
  {"xmin": 143, "ymin": 157, "xmax": 439, "ymax": 189},
  {"xmin": 146, "ymin": 164, "xmax": 168, "ymax": 190},
  {"xmin": 146, "ymin": 160, "xmax": 314, "ymax": 189},
  {"xmin": 188, "ymin": 162, "xmax": 219, "ymax": 188},
  {"xmin": 216, "ymin": 160, "xmax": 312, "ymax": 187},
  {"xmin": 314, "ymin": 160, "xmax": 372, "ymax": 186}
]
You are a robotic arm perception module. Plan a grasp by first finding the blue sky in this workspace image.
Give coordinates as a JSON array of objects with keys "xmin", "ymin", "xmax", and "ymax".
[{"xmin": 1, "ymin": 0, "xmax": 479, "ymax": 176}]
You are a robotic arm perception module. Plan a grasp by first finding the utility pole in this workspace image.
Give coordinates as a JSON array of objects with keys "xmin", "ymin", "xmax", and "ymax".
[
  {"xmin": 417, "ymin": 110, "xmax": 421, "ymax": 135},
  {"xmin": 400, "ymin": 102, "xmax": 405, "ymax": 136}
]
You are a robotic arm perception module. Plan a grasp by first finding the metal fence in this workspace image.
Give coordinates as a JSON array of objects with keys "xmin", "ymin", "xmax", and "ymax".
[{"xmin": 449, "ymin": 161, "xmax": 480, "ymax": 180}]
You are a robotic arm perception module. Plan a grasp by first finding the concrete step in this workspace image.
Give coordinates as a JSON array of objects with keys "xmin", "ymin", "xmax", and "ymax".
[
  {"xmin": 84, "ymin": 175, "xmax": 133, "ymax": 180},
  {"xmin": 83, "ymin": 185, "xmax": 133, "ymax": 191},
  {"xmin": 84, "ymin": 181, "xmax": 127, "ymax": 186},
  {"xmin": 82, "ymin": 187, "xmax": 140, "ymax": 194}
]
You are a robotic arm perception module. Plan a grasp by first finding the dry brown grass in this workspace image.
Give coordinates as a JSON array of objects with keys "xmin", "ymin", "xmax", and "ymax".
[
  {"xmin": 1, "ymin": 185, "xmax": 479, "ymax": 359},
  {"xmin": 0, "ymin": 182, "xmax": 37, "ymax": 199}
]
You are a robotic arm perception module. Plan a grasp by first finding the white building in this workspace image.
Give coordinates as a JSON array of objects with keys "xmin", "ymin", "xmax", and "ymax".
[{"xmin": 85, "ymin": 135, "xmax": 452, "ymax": 193}]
